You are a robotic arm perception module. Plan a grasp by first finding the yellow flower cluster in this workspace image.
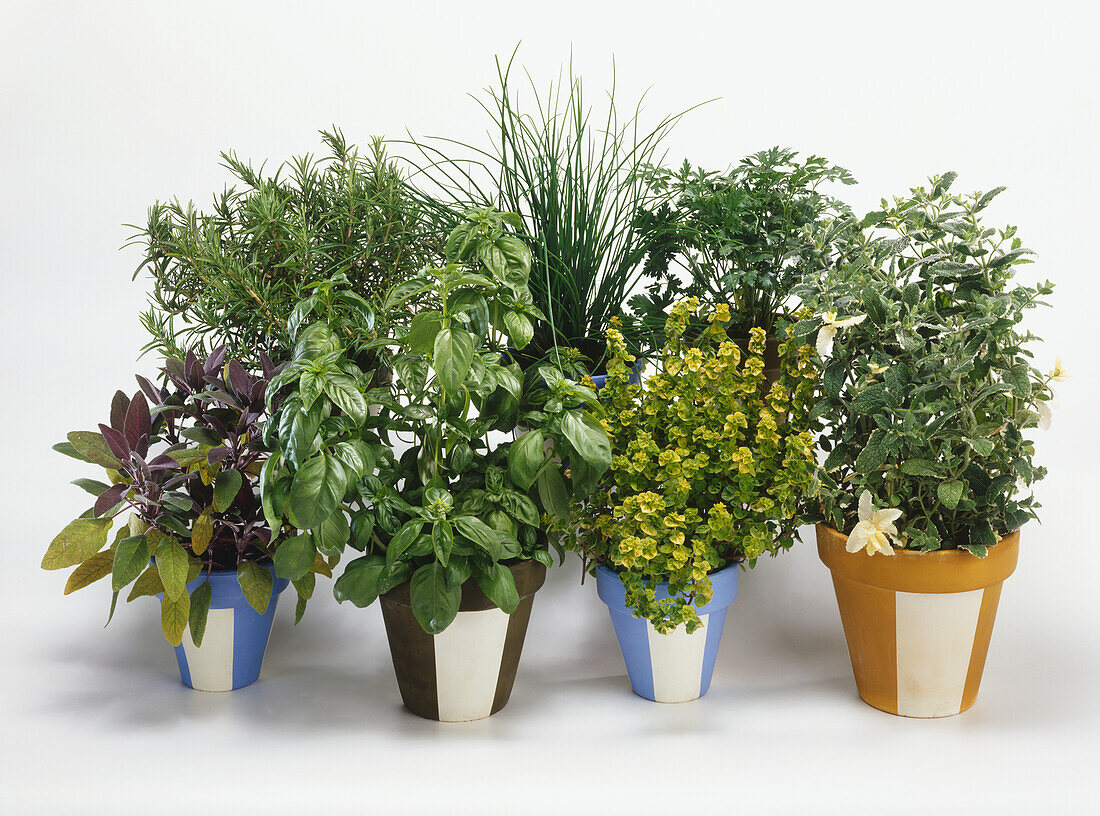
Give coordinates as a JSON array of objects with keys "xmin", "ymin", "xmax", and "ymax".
[{"xmin": 563, "ymin": 300, "xmax": 820, "ymax": 633}]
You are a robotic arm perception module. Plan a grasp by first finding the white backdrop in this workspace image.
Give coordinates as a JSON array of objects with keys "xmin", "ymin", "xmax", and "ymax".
[{"xmin": 2, "ymin": 2, "xmax": 1098, "ymax": 813}]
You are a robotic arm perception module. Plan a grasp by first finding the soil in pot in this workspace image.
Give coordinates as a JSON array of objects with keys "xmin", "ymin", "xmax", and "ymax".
[{"xmin": 379, "ymin": 559, "xmax": 547, "ymax": 722}]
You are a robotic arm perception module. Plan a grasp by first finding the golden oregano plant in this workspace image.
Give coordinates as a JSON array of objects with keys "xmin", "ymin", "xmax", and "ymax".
[{"xmin": 557, "ymin": 299, "xmax": 819, "ymax": 632}]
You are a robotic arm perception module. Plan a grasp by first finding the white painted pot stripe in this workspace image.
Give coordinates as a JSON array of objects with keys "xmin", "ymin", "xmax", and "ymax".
[
  {"xmin": 646, "ymin": 614, "xmax": 710, "ymax": 703},
  {"xmin": 165, "ymin": 564, "xmax": 288, "ymax": 692},
  {"xmin": 894, "ymin": 588, "xmax": 985, "ymax": 717},
  {"xmin": 180, "ymin": 607, "xmax": 237, "ymax": 692},
  {"xmin": 433, "ymin": 608, "xmax": 511, "ymax": 722}
]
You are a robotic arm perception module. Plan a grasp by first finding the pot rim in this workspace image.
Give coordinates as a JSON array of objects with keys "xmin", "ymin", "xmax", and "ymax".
[
  {"xmin": 815, "ymin": 523, "xmax": 1020, "ymax": 594},
  {"xmin": 380, "ymin": 558, "xmax": 547, "ymax": 612},
  {"xmin": 594, "ymin": 561, "xmax": 739, "ymax": 615}
]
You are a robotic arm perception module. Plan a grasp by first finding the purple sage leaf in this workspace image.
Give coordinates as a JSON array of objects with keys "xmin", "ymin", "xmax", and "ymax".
[
  {"xmin": 98, "ymin": 424, "xmax": 131, "ymax": 462},
  {"xmin": 204, "ymin": 346, "xmax": 227, "ymax": 376},
  {"xmin": 93, "ymin": 483, "xmax": 126, "ymax": 517},
  {"xmin": 110, "ymin": 391, "xmax": 130, "ymax": 432},
  {"xmin": 123, "ymin": 392, "xmax": 151, "ymax": 449}
]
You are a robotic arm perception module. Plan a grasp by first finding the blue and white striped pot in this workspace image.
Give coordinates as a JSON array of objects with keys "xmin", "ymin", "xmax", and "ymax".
[
  {"xmin": 163, "ymin": 564, "xmax": 289, "ymax": 692},
  {"xmin": 588, "ymin": 361, "xmax": 643, "ymax": 390},
  {"xmin": 595, "ymin": 563, "xmax": 739, "ymax": 703}
]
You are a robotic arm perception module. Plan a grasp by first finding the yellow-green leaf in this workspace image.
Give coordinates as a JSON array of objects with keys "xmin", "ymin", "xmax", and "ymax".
[
  {"xmin": 127, "ymin": 565, "xmax": 165, "ymax": 601},
  {"xmin": 64, "ymin": 549, "xmax": 115, "ymax": 594},
  {"xmin": 311, "ymin": 551, "xmax": 334, "ymax": 578},
  {"xmin": 161, "ymin": 591, "xmax": 190, "ymax": 646},
  {"xmin": 156, "ymin": 536, "xmax": 189, "ymax": 600},
  {"xmin": 42, "ymin": 518, "xmax": 113, "ymax": 570},
  {"xmin": 191, "ymin": 512, "xmax": 213, "ymax": 555},
  {"xmin": 292, "ymin": 571, "xmax": 316, "ymax": 601},
  {"xmin": 237, "ymin": 561, "xmax": 272, "ymax": 614},
  {"xmin": 145, "ymin": 527, "xmax": 168, "ymax": 555},
  {"xmin": 112, "ymin": 534, "xmax": 150, "ymax": 591},
  {"xmin": 67, "ymin": 431, "xmax": 121, "ymax": 469},
  {"xmin": 213, "ymin": 469, "xmax": 243, "ymax": 513},
  {"xmin": 188, "ymin": 582, "xmax": 212, "ymax": 647}
]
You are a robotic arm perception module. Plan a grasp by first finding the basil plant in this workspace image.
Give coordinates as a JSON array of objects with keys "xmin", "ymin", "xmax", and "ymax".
[
  {"xmin": 333, "ymin": 207, "xmax": 612, "ymax": 633},
  {"xmin": 795, "ymin": 173, "xmax": 1059, "ymax": 555},
  {"xmin": 259, "ymin": 280, "xmax": 386, "ymax": 619}
]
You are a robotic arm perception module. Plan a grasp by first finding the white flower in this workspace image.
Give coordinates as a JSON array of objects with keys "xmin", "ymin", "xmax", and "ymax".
[
  {"xmin": 816, "ymin": 311, "xmax": 866, "ymax": 358},
  {"xmin": 1037, "ymin": 392, "xmax": 1059, "ymax": 430},
  {"xmin": 846, "ymin": 490, "xmax": 902, "ymax": 557},
  {"xmin": 867, "ymin": 362, "xmax": 888, "ymax": 375},
  {"xmin": 1049, "ymin": 357, "xmax": 1070, "ymax": 383}
]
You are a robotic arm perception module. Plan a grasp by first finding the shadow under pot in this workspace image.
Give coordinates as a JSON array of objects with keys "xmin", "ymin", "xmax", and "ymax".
[
  {"xmin": 379, "ymin": 559, "xmax": 547, "ymax": 722},
  {"xmin": 816, "ymin": 524, "xmax": 1020, "ymax": 718},
  {"xmin": 595, "ymin": 563, "xmax": 739, "ymax": 703},
  {"xmin": 160, "ymin": 562, "xmax": 290, "ymax": 692}
]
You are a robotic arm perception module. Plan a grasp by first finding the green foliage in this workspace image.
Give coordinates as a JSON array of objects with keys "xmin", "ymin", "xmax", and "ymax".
[
  {"xmin": 333, "ymin": 207, "xmax": 611, "ymax": 633},
  {"xmin": 632, "ymin": 147, "xmax": 858, "ymax": 345},
  {"xmin": 797, "ymin": 173, "xmax": 1056, "ymax": 552},
  {"xmin": 557, "ymin": 299, "xmax": 819, "ymax": 633},
  {"xmin": 260, "ymin": 284, "xmax": 387, "ymax": 616},
  {"xmin": 132, "ymin": 130, "xmax": 443, "ymax": 368},
  {"xmin": 406, "ymin": 52, "xmax": 693, "ymax": 366}
]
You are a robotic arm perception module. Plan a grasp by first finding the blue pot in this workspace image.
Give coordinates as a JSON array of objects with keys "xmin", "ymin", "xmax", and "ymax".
[
  {"xmin": 595, "ymin": 563, "xmax": 739, "ymax": 702},
  {"xmin": 588, "ymin": 362, "xmax": 643, "ymax": 390},
  {"xmin": 163, "ymin": 563, "xmax": 289, "ymax": 692}
]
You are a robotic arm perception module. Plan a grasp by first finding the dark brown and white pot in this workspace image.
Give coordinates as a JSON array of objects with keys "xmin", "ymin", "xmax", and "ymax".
[
  {"xmin": 379, "ymin": 560, "xmax": 547, "ymax": 722},
  {"xmin": 731, "ymin": 335, "xmax": 781, "ymax": 388}
]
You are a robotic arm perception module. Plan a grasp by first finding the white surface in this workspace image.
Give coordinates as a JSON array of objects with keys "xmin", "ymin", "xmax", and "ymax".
[
  {"xmin": 433, "ymin": 607, "xmax": 509, "ymax": 722},
  {"xmin": 2, "ymin": 1, "xmax": 1098, "ymax": 813},
  {"xmin": 180, "ymin": 606, "xmax": 235, "ymax": 692},
  {"xmin": 895, "ymin": 589, "xmax": 984, "ymax": 717},
  {"xmin": 647, "ymin": 613, "xmax": 709, "ymax": 702}
]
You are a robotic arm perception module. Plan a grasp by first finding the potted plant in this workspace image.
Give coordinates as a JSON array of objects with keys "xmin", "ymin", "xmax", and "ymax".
[
  {"xmin": 556, "ymin": 298, "xmax": 819, "ymax": 702},
  {"xmin": 331, "ymin": 207, "xmax": 611, "ymax": 721},
  {"xmin": 797, "ymin": 172, "xmax": 1059, "ymax": 717},
  {"xmin": 43, "ymin": 349, "xmax": 322, "ymax": 691},
  {"xmin": 132, "ymin": 129, "xmax": 444, "ymax": 371},
  {"xmin": 632, "ymin": 147, "xmax": 857, "ymax": 377},
  {"xmin": 407, "ymin": 51, "xmax": 690, "ymax": 374}
]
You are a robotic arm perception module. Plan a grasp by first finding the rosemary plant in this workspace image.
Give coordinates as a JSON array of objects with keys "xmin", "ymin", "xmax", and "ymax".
[{"xmin": 132, "ymin": 130, "xmax": 445, "ymax": 368}]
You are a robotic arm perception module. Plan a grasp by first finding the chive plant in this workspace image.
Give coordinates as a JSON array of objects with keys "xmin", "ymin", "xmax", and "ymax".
[{"xmin": 404, "ymin": 52, "xmax": 699, "ymax": 368}]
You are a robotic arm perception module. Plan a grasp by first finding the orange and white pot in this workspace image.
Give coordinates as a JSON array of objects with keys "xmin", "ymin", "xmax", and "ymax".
[{"xmin": 816, "ymin": 524, "xmax": 1020, "ymax": 718}]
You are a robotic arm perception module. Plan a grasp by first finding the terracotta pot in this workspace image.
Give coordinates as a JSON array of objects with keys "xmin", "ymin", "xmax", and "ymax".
[
  {"xmin": 379, "ymin": 560, "xmax": 546, "ymax": 722},
  {"xmin": 816, "ymin": 524, "xmax": 1020, "ymax": 718}
]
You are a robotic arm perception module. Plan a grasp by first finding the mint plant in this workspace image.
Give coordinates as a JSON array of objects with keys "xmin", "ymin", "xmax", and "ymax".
[{"xmin": 795, "ymin": 173, "xmax": 1058, "ymax": 554}]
